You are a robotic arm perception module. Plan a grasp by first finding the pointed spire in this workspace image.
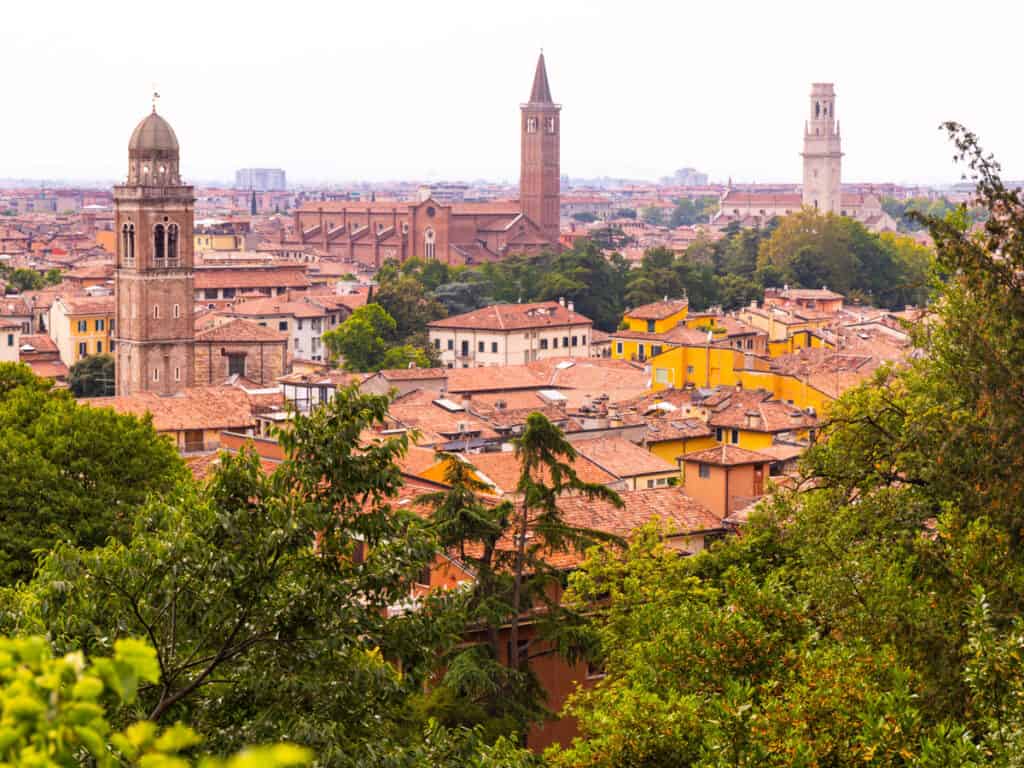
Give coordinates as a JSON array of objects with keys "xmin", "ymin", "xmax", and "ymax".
[{"xmin": 529, "ymin": 51, "xmax": 553, "ymax": 104}]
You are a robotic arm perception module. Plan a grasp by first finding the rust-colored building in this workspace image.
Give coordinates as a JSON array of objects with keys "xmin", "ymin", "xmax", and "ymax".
[
  {"xmin": 288, "ymin": 54, "xmax": 561, "ymax": 268},
  {"xmin": 681, "ymin": 444, "xmax": 772, "ymax": 519}
]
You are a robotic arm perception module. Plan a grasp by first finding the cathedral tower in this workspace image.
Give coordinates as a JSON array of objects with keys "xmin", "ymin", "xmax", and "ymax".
[
  {"xmin": 520, "ymin": 52, "xmax": 561, "ymax": 244},
  {"xmin": 113, "ymin": 107, "xmax": 195, "ymax": 395},
  {"xmin": 801, "ymin": 82, "xmax": 842, "ymax": 214}
]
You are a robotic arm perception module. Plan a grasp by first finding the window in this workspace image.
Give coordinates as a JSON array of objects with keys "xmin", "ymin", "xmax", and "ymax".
[
  {"xmin": 95, "ymin": 319, "xmax": 105, "ymax": 331},
  {"xmin": 401, "ymin": 223, "xmax": 409, "ymax": 234},
  {"xmin": 78, "ymin": 342, "xmax": 87, "ymax": 356},
  {"xmin": 122, "ymin": 223, "xmax": 135, "ymax": 262},
  {"xmin": 637, "ymin": 344, "xmax": 645, "ymax": 359},
  {"xmin": 228, "ymin": 354, "xmax": 246, "ymax": 377},
  {"xmin": 686, "ymin": 365, "xmax": 695, "ymax": 375},
  {"xmin": 545, "ymin": 116, "xmax": 556, "ymax": 134},
  {"xmin": 655, "ymin": 368, "xmax": 669, "ymax": 384},
  {"xmin": 110, "ymin": 319, "xmax": 115, "ymax": 331},
  {"xmin": 204, "ymin": 289, "xmax": 218, "ymax": 300},
  {"xmin": 154, "ymin": 224, "xmax": 165, "ymax": 261},
  {"xmin": 447, "ymin": 339, "xmax": 453, "ymax": 351},
  {"xmin": 174, "ymin": 366, "xmax": 181, "ymax": 382},
  {"xmin": 526, "ymin": 117, "xmax": 537, "ymax": 133},
  {"xmin": 540, "ymin": 338, "xmax": 549, "ymax": 350},
  {"xmin": 571, "ymin": 336, "xmax": 578, "ymax": 347},
  {"xmin": 746, "ymin": 339, "xmax": 753, "ymax": 349},
  {"xmin": 491, "ymin": 342, "xmax": 498, "ymax": 353},
  {"xmin": 715, "ymin": 427, "xmax": 724, "ymax": 442},
  {"xmin": 647, "ymin": 319, "xmax": 656, "ymax": 333},
  {"xmin": 460, "ymin": 340, "xmax": 469, "ymax": 357},
  {"xmin": 167, "ymin": 223, "xmax": 179, "ymax": 260},
  {"xmin": 731, "ymin": 429, "xmax": 739, "ymax": 444},
  {"xmin": 433, "ymin": 338, "xmax": 440, "ymax": 349},
  {"xmin": 278, "ymin": 321, "xmax": 288, "ymax": 331},
  {"xmin": 153, "ymin": 305, "xmax": 160, "ymax": 319},
  {"xmin": 647, "ymin": 479, "xmax": 656, "ymax": 489},
  {"xmin": 698, "ymin": 463, "xmax": 710, "ymax": 479},
  {"xmin": 615, "ymin": 341, "xmax": 623, "ymax": 355},
  {"xmin": 424, "ymin": 228, "xmax": 436, "ymax": 260},
  {"xmin": 5, "ymin": 334, "xmax": 12, "ymax": 347},
  {"xmin": 77, "ymin": 320, "xmax": 87, "ymax": 332},
  {"xmin": 297, "ymin": 319, "xmax": 304, "ymax": 330},
  {"xmin": 173, "ymin": 304, "xmax": 180, "ymax": 319},
  {"xmin": 478, "ymin": 341, "xmax": 485, "ymax": 353},
  {"xmin": 222, "ymin": 288, "xmax": 236, "ymax": 299},
  {"xmin": 96, "ymin": 341, "xmax": 102, "ymax": 354},
  {"xmin": 153, "ymin": 368, "xmax": 160, "ymax": 382},
  {"xmin": 651, "ymin": 345, "xmax": 662, "ymax": 357},
  {"xmin": 581, "ymin": 335, "xmax": 587, "ymax": 345}
]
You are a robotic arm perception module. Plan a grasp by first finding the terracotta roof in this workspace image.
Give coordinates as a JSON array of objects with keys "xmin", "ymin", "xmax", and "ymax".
[
  {"xmin": 379, "ymin": 367, "xmax": 448, "ymax": 381},
  {"xmin": 0, "ymin": 298, "xmax": 33, "ymax": 316},
  {"xmin": 645, "ymin": 417, "xmax": 714, "ymax": 443},
  {"xmin": 708, "ymin": 391, "xmax": 818, "ymax": 433},
  {"xmin": 428, "ymin": 302, "xmax": 591, "ymax": 331},
  {"xmin": 81, "ymin": 387, "xmax": 256, "ymax": 432},
  {"xmin": 228, "ymin": 297, "xmax": 326, "ymax": 319},
  {"xmin": 574, "ymin": 437, "xmax": 677, "ymax": 478},
  {"xmin": 194, "ymin": 267, "xmax": 310, "ymax": 290},
  {"xmin": 558, "ymin": 487, "xmax": 723, "ymax": 538},
  {"xmin": 18, "ymin": 334, "xmax": 57, "ymax": 353},
  {"xmin": 779, "ymin": 287, "xmax": 844, "ymax": 301},
  {"xmin": 445, "ymin": 366, "xmax": 549, "ymax": 393},
  {"xmin": 682, "ymin": 444, "xmax": 773, "ymax": 466},
  {"xmin": 625, "ymin": 298, "xmax": 689, "ymax": 321},
  {"xmin": 387, "ymin": 389, "xmax": 500, "ymax": 447},
  {"xmin": 195, "ymin": 318, "xmax": 288, "ymax": 343},
  {"xmin": 187, "ymin": 450, "xmax": 280, "ymax": 481},
  {"xmin": 463, "ymin": 449, "xmax": 617, "ymax": 496},
  {"xmin": 25, "ymin": 360, "xmax": 68, "ymax": 379},
  {"xmin": 56, "ymin": 295, "xmax": 115, "ymax": 315}
]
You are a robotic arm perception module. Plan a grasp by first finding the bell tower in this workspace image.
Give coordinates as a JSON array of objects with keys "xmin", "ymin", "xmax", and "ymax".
[
  {"xmin": 801, "ymin": 82, "xmax": 843, "ymax": 215},
  {"xmin": 113, "ymin": 104, "xmax": 195, "ymax": 396},
  {"xmin": 520, "ymin": 52, "xmax": 561, "ymax": 245}
]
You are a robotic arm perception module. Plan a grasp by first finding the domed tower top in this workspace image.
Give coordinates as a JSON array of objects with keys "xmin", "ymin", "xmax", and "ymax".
[{"xmin": 127, "ymin": 108, "xmax": 181, "ymax": 186}]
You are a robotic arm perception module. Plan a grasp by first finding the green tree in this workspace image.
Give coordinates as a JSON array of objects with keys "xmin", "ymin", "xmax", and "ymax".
[
  {"xmin": 69, "ymin": 353, "xmax": 115, "ymax": 397},
  {"xmin": 7, "ymin": 267, "xmax": 43, "ymax": 293},
  {"xmin": 0, "ymin": 635, "xmax": 312, "ymax": 767},
  {"xmin": 16, "ymin": 387, "xmax": 452, "ymax": 763},
  {"xmin": 374, "ymin": 273, "xmax": 448, "ymax": 342},
  {"xmin": 44, "ymin": 267, "xmax": 63, "ymax": 285},
  {"xmin": 0, "ymin": 370, "xmax": 185, "ymax": 584},
  {"xmin": 322, "ymin": 303, "xmax": 398, "ymax": 372}
]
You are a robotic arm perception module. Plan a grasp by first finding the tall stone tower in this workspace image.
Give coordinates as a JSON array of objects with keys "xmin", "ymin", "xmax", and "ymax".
[
  {"xmin": 801, "ymin": 83, "xmax": 843, "ymax": 214},
  {"xmin": 520, "ymin": 52, "xmax": 561, "ymax": 244},
  {"xmin": 113, "ymin": 107, "xmax": 195, "ymax": 395}
]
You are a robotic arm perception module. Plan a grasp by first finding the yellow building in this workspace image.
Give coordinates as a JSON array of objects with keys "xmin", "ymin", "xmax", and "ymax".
[
  {"xmin": 48, "ymin": 294, "xmax": 116, "ymax": 366},
  {"xmin": 194, "ymin": 232, "xmax": 245, "ymax": 251},
  {"xmin": 611, "ymin": 298, "xmax": 690, "ymax": 361}
]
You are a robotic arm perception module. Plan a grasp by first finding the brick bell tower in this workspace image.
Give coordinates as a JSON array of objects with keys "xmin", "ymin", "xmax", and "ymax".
[
  {"xmin": 113, "ymin": 103, "xmax": 195, "ymax": 395},
  {"xmin": 520, "ymin": 52, "xmax": 561, "ymax": 245},
  {"xmin": 801, "ymin": 82, "xmax": 843, "ymax": 215}
]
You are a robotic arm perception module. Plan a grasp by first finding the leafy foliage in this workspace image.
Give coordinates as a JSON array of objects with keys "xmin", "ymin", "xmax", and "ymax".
[
  {"xmin": 548, "ymin": 125, "xmax": 1024, "ymax": 766},
  {"xmin": 0, "ymin": 634, "xmax": 312, "ymax": 767},
  {"xmin": 0, "ymin": 365, "xmax": 185, "ymax": 585},
  {"xmin": 69, "ymin": 353, "xmax": 115, "ymax": 397}
]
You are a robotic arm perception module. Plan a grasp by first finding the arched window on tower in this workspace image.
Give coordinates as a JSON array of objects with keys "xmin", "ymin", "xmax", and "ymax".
[
  {"xmin": 527, "ymin": 117, "xmax": 537, "ymax": 134},
  {"xmin": 154, "ymin": 224, "xmax": 165, "ymax": 262},
  {"xmin": 125, "ymin": 224, "xmax": 135, "ymax": 262},
  {"xmin": 815, "ymin": 101, "xmax": 821, "ymax": 118},
  {"xmin": 122, "ymin": 224, "xmax": 132, "ymax": 264},
  {"xmin": 167, "ymin": 223, "xmax": 179, "ymax": 262},
  {"xmin": 424, "ymin": 228, "xmax": 436, "ymax": 261},
  {"xmin": 545, "ymin": 116, "xmax": 556, "ymax": 134}
]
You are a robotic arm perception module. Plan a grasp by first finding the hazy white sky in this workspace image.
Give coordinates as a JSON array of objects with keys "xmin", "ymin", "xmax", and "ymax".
[{"xmin": 2, "ymin": 0, "xmax": 1018, "ymax": 185}]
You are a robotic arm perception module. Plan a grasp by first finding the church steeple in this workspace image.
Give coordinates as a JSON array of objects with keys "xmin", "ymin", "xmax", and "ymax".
[
  {"xmin": 529, "ymin": 52, "xmax": 553, "ymax": 104},
  {"xmin": 520, "ymin": 52, "xmax": 560, "ymax": 245}
]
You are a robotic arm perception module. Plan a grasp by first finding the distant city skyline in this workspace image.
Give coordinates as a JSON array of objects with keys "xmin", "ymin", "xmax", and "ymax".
[{"xmin": 3, "ymin": 0, "xmax": 1021, "ymax": 185}]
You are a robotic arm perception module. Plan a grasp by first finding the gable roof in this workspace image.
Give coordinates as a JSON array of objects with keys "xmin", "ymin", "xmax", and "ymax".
[
  {"xmin": 195, "ymin": 318, "xmax": 289, "ymax": 343},
  {"xmin": 574, "ymin": 437, "xmax": 677, "ymax": 478},
  {"xmin": 626, "ymin": 298, "xmax": 689, "ymax": 321},
  {"xmin": 428, "ymin": 301, "xmax": 591, "ymax": 331},
  {"xmin": 682, "ymin": 444, "xmax": 773, "ymax": 467}
]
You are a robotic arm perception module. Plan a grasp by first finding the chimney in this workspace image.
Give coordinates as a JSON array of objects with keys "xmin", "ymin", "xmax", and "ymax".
[
  {"xmin": 559, "ymin": 296, "xmax": 566, "ymax": 307},
  {"xmin": 744, "ymin": 410, "xmax": 761, "ymax": 430},
  {"xmin": 568, "ymin": 300, "xmax": 575, "ymax": 312}
]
